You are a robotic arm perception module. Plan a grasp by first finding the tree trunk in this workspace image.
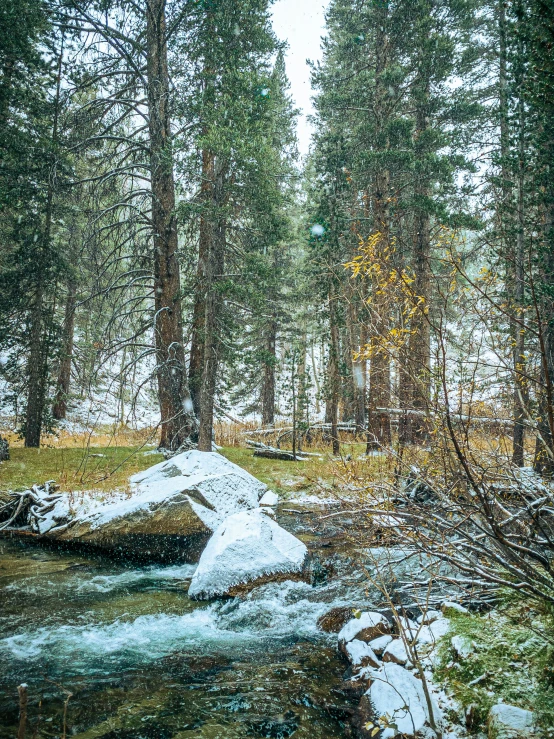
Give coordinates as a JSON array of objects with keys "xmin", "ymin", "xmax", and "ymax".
[
  {"xmin": 512, "ymin": 18, "xmax": 527, "ymax": 467},
  {"xmin": 52, "ymin": 280, "xmax": 76, "ymax": 420},
  {"xmin": 327, "ymin": 291, "xmax": 340, "ymax": 455},
  {"xmin": 24, "ymin": 42, "xmax": 64, "ymax": 447},
  {"xmin": 198, "ymin": 163, "xmax": 226, "ymax": 451},
  {"xmin": 25, "ymin": 285, "xmax": 48, "ymax": 447},
  {"xmin": 357, "ymin": 322, "xmax": 368, "ymax": 432},
  {"xmin": 533, "ymin": 201, "xmax": 554, "ymax": 475},
  {"xmin": 408, "ymin": 79, "xmax": 432, "ymax": 443},
  {"xmin": 189, "ymin": 148, "xmax": 214, "ymax": 419},
  {"xmin": 512, "ymin": 147, "xmax": 526, "ymax": 465},
  {"xmin": 261, "ymin": 320, "xmax": 277, "ymax": 426},
  {"xmin": 146, "ymin": 0, "xmax": 195, "ymax": 450},
  {"xmin": 366, "ymin": 4, "xmax": 391, "ymax": 452},
  {"xmin": 310, "ymin": 340, "xmax": 322, "ymax": 416},
  {"xmin": 341, "ymin": 321, "xmax": 354, "ymax": 422},
  {"xmin": 347, "ymin": 299, "xmax": 365, "ymax": 432}
]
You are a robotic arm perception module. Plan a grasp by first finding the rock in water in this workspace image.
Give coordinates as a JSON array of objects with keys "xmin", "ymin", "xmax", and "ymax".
[
  {"xmin": 188, "ymin": 508, "xmax": 308, "ymax": 598},
  {"xmin": 358, "ymin": 663, "xmax": 442, "ymax": 738},
  {"xmin": 318, "ymin": 606, "xmax": 356, "ymax": 633},
  {"xmin": 259, "ymin": 490, "xmax": 279, "ymax": 507},
  {"xmin": 52, "ymin": 450, "xmax": 267, "ymax": 560}
]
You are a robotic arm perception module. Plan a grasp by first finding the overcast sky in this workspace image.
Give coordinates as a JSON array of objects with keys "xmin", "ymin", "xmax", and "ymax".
[{"xmin": 271, "ymin": 0, "xmax": 329, "ymax": 158}]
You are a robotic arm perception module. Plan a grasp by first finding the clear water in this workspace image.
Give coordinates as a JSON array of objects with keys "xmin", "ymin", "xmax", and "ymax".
[{"xmin": 0, "ymin": 529, "xmax": 367, "ymax": 738}]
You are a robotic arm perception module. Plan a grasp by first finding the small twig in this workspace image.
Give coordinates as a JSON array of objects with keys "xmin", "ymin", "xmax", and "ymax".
[{"xmin": 17, "ymin": 683, "xmax": 28, "ymax": 739}]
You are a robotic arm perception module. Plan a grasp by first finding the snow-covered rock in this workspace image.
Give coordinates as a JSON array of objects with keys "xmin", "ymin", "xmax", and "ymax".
[
  {"xmin": 441, "ymin": 601, "xmax": 468, "ymax": 615},
  {"xmin": 128, "ymin": 451, "xmax": 266, "ymax": 529},
  {"xmin": 259, "ymin": 490, "xmax": 279, "ymax": 507},
  {"xmin": 451, "ymin": 634, "xmax": 474, "ymax": 659},
  {"xmin": 368, "ymin": 634, "xmax": 394, "ymax": 655},
  {"xmin": 383, "ymin": 638, "xmax": 411, "ymax": 666},
  {"xmin": 345, "ymin": 639, "xmax": 381, "ymax": 668},
  {"xmin": 360, "ymin": 663, "xmax": 442, "ymax": 738},
  {"xmin": 52, "ymin": 450, "xmax": 267, "ymax": 559},
  {"xmin": 417, "ymin": 610, "xmax": 441, "ymax": 625},
  {"xmin": 488, "ymin": 704, "xmax": 536, "ymax": 739},
  {"xmin": 338, "ymin": 612, "xmax": 391, "ymax": 649},
  {"xmin": 188, "ymin": 507, "xmax": 307, "ymax": 599}
]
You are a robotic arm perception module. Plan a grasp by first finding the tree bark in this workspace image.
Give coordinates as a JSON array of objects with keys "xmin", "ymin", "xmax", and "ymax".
[
  {"xmin": 327, "ymin": 290, "xmax": 340, "ymax": 455},
  {"xmin": 408, "ymin": 77, "xmax": 432, "ymax": 444},
  {"xmin": 52, "ymin": 280, "xmax": 76, "ymax": 420},
  {"xmin": 367, "ymin": 8, "xmax": 391, "ymax": 451},
  {"xmin": 198, "ymin": 162, "xmax": 226, "ymax": 451},
  {"xmin": 146, "ymin": 0, "xmax": 195, "ymax": 449},
  {"xmin": 189, "ymin": 148, "xmax": 214, "ymax": 419},
  {"xmin": 261, "ymin": 319, "xmax": 277, "ymax": 426},
  {"xmin": 512, "ymin": 15, "xmax": 527, "ymax": 467}
]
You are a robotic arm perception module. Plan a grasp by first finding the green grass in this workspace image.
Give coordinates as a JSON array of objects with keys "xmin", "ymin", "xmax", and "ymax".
[
  {"xmin": 435, "ymin": 608, "xmax": 554, "ymax": 733},
  {"xmin": 0, "ymin": 446, "xmax": 164, "ymax": 493},
  {"xmin": 220, "ymin": 446, "xmax": 318, "ymax": 492},
  {"xmin": 0, "ymin": 443, "xmax": 333, "ymax": 496}
]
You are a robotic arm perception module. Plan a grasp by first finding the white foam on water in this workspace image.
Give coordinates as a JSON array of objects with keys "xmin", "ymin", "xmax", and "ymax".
[{"xmin": 0, "ymin": 579, "xmax": 352, "ymax": 673}]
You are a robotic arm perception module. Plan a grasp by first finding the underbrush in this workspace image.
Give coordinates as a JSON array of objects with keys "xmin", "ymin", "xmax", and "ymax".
[{"xmin": 435, "ymin": 606, "xmax": 554, "ymax": 734}]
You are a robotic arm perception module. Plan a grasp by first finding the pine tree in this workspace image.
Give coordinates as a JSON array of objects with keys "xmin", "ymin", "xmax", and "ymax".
[{"xmin": 0, "ymin": 1, "xmax": 71, "ymax": 446}]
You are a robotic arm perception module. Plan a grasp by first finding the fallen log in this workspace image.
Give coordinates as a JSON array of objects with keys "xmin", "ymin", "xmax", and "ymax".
[
  {"xmin": 245, "ymin": 439, "xmax": 309, "ymax": 461},
  {"xmin": 0, "ymin": 482, "xmax": 65, "ymax": 533},
  {"xmin": 242, "ymin": 422, "xmax": 359, "ymax": 436},
  {"xmin": 254, "ymin": 449, "xmax": 301, "ymax": 461}
]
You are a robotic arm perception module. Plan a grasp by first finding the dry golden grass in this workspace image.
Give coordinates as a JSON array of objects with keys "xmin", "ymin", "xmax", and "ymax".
[
  {"xmin": 3, "ymin": 424, "xmax": 160, "ymax": 450},
  {"xmin": 0, "ymin": 417, "xmax": 530, "ymax": 499}
]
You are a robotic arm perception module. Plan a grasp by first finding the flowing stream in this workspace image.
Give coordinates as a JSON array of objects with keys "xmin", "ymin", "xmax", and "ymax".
[{"xmin": 0, "ymin": 508, "xmax": 373, "ymax": 738}]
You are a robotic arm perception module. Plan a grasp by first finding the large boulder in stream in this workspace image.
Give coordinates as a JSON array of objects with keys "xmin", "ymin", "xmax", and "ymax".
[
  {"xmin": 48, "ymin": 451, "xmax": 267, "ymax": 560},
  {"xmin": 188, "ymin": 507, "xmax": 308, "ymax": 598}
]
